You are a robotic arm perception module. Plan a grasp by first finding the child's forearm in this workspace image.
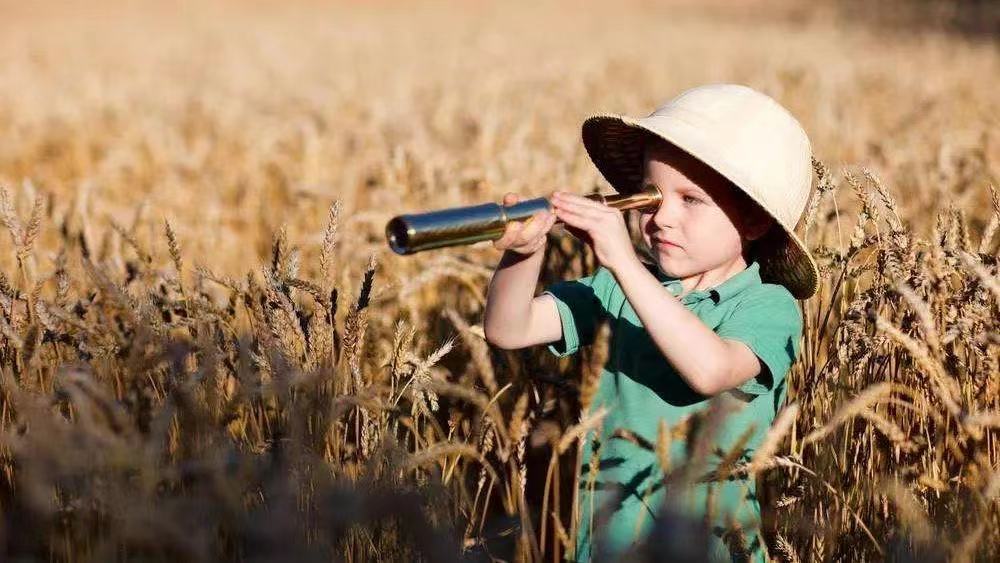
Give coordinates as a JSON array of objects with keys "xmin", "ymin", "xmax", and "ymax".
[
  {"xmin": 611, "ymin": 257, "xmax": 733, "ymax": 396},
  {"xmin": 483, "ymin": 248, "xmax": 546, "ymax": 348}
]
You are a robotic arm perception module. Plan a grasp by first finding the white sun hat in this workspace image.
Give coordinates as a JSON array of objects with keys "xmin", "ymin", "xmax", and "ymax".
[{"xmin": 581, "ymin": 83, "xmax": 819, "ymax": 300}]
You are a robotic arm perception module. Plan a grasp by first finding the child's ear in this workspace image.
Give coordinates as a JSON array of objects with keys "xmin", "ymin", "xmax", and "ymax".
[{"xmin": 744, "ymin": 207, "xmax": 775, "ymax": 242}]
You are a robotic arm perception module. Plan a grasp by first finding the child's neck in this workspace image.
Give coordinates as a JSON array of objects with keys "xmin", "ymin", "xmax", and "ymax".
[{"xmin": 670, "ymin": 255, "xmax": 749, "ymax": 297}]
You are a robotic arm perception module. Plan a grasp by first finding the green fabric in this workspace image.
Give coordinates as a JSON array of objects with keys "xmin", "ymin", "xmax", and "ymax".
[{"xmin": 541, "ymin": 259, "xmax": 801, "ymax": 562}]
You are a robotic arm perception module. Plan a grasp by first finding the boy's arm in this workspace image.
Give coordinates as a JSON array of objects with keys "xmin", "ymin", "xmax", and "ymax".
[
  {"xmin": 611, "ymin": 258, "xmax": 765, "ymax": 397},
  {"xmin": 483, "ymin": 248, "xmax": 562, "ymax": 350}
]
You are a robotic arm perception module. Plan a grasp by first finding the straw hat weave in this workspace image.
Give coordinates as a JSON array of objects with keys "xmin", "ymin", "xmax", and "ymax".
[{"xmin": 581, "ymin": 83, "xmax": 819, "ymax": 300}]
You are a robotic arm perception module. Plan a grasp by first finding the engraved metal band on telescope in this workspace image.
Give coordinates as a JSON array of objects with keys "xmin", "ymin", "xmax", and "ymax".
[{"xmin": 385, "ymin": 185, "xmax": 662, "ymax": 255}]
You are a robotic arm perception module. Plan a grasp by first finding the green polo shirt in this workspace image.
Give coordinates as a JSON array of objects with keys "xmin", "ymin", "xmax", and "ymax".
[{"xmin": 541, "ymin": 259, "xmax": 801, "ymax": 562}]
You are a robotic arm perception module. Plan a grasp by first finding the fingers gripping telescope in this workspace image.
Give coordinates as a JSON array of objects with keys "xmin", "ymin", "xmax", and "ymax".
[{"xmin": 385, "ymin": 185, "xmax": 662, "ymax": 255}]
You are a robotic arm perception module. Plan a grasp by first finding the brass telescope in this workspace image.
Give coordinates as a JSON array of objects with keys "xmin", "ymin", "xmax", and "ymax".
[{"xmin": 386, "ymin": 185, "xmax": 662, "ymax": 255}]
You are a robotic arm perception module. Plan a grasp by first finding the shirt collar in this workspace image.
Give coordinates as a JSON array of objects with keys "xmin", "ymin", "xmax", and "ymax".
[{"xmin": 647, "ymin": 259, "xmax": 762, "ymax": 305}]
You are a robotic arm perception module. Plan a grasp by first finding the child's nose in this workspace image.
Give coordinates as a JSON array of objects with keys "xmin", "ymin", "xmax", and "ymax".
[{"xmin": 652, "ymin": 197, "xmax": 681, "ymax": 228}]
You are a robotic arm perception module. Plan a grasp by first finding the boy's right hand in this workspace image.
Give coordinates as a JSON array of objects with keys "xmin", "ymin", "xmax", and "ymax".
[{"xmin": 492, "ymin": 192, "xmax": 558, "ymax": 255}]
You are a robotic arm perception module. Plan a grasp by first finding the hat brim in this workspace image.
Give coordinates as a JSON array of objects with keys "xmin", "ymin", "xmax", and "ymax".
[{"xmin": 582, "ymin": 114, "xmax": 820, "ymax": 300}]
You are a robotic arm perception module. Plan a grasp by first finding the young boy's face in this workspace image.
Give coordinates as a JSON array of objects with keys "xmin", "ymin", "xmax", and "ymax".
[{"xmin": 637, "ymin": 137, "xmax": 773, "ymax": 279}]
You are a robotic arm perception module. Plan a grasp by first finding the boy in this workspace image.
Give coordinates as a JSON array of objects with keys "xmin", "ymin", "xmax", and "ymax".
[{"xmin": 483, "ymin": 83, "xmax": 818, "ymax": 562}]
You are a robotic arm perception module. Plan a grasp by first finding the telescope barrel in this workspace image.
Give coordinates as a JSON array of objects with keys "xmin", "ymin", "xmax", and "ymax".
[{"xmin": 386, "ymin": 186, "xmax": 662, "ymax": 255}]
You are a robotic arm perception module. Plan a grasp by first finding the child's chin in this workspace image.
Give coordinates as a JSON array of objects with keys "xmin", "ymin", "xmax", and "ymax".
[
  {"xmin": 655, "ymin": 249, "xmax": 682, "ymax": 263},
  {"xmin": 653, "ymin": 256, "xmax": 682, "ymax": 275}
]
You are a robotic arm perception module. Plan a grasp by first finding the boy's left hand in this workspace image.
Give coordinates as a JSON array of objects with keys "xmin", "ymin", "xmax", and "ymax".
[{"xmin": 550, "ymin": 190, "xmax": 638, "ymax": 274}]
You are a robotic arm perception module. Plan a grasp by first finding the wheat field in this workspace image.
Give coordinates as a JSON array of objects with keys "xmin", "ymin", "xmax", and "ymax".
[{"xmin": 0, "ymin": 1, "xmax": 998, "ymax": 561}]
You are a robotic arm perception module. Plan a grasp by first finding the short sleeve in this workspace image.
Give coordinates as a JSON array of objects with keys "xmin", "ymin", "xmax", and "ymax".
[
  {"xmin": 715, "ymin": 285, "xmax": 803, "ymax": 395},
  {"xmin": 540, "ymin": 266, "xmax": 614, "ymax": 358}
]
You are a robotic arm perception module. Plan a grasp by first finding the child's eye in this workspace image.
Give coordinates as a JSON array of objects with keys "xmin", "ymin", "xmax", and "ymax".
[{"xmin": 683, "ymin": 195, "xmax": 702, "ymax": 205}]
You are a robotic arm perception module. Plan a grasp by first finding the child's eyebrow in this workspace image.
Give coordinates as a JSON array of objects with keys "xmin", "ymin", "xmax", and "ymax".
[{"xmin": 643, "ymin": 181, "xmax": 709, "ymax": 197}]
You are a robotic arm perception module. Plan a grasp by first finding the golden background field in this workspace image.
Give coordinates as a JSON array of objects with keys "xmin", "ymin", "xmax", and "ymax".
[{"xmin": 0, "ymin": 1, "xmax": 997, "ymax": 561}]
